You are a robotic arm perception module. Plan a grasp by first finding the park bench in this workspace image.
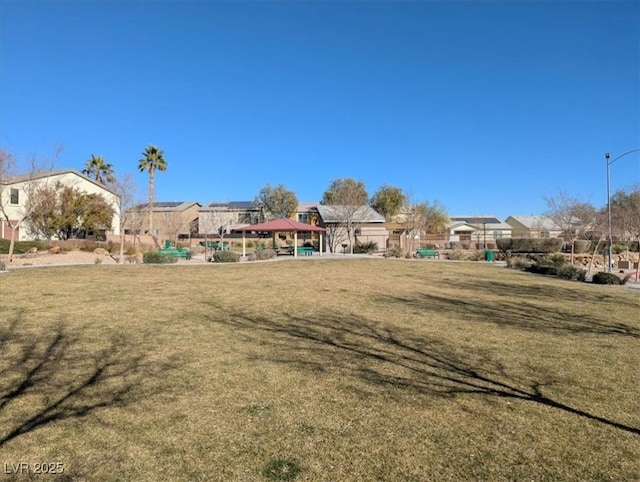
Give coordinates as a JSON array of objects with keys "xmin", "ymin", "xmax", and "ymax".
[
  {"xmin": 158, "ymin": 247, "xmax": 190, "ymax": 259},
  {"xmin": 296, "ymin": 246, "xmax": 314, "ymax": 256},
  {"xmin": 199, "ymin": 241, "xmax": 230, "ymax": 251},
  {"xmin": 416, "ymin": 248, "xmax": 439, "ymax": 259}
]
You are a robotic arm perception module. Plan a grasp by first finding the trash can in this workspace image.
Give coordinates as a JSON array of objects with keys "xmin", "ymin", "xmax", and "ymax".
[{"xmin": 485, "ymin": 250, "xmax": 495, "ymax": 262}]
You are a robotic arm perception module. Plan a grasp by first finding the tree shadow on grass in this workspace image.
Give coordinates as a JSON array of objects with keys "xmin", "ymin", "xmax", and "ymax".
[
  {"xmin": 379, "ymin": 291, "xmax": 640, "ymax": 339},
  {"xmin": 439, "ymin": 276, "xmax": 640, "ymax": 311},
  {"xmin": 206, "ymin": 305, "xmax": 640, "ymax": 436},
  {"xmin": 0, "ymin": 317, "xmax": 174, "ymax": 447}
]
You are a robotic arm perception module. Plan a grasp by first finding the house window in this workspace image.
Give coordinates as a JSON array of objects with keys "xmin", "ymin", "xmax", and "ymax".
[
  {"xmin": 155, "ymin": 228, "xmax": 162, "ymax": 236},
  {"xmin": 540, "ymin": 231, "xmax": 550, "ymax": 238},
  {"xmin": 239, "ymin": 212, "xmax": 252, "ymax": 223},
  {"xmin": 297, "ymin": 213, "xmax": 309, "ymax": 224},
  {"xmin": 493, "ymin": 230, "xmax": 503, "ymax": 239},
  {"xmin": 10, "ymin": 188, "xmax": 19, "ymax": 205}
]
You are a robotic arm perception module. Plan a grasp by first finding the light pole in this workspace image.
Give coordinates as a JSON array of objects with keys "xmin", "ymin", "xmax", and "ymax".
[
  {"xmin": 605, "ymin": 148, "xmax": 640, "ymax": 272},
  {"xmin": 483, "ymin": 222, "xmax": 486, "ymax": 250}
]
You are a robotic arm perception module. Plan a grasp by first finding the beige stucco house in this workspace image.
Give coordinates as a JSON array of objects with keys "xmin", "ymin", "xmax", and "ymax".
[
  {"xmin": 505, "ymin": 215, "xmax": 564, "ymax": 238},
  {"xmin": 198, "ymin": 201, "xmax": 260, "ymax": 236},
  {"xmin": 316, "ymin": 204, "xmax": 388, "ymax": 253},
  {"xmin": 0, "ymin": 169, "xmax": 120, "ymax": 241},
  {"xmin": 126, "ymin": 201, "xmax": 201, "ymax": 240},
  {"xmin": 448, "ymin": 216, "xmax": 513, "ymax": 247}
]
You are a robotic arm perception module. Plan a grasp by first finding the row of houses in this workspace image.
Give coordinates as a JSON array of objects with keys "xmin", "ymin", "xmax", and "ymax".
[
  {"xmin": 128, "ymin": 201, "xmax": 572, "ymax": 252},
  {"xmin": 1, "ymin": 169, "xmax": 574, "ymax": 251}
]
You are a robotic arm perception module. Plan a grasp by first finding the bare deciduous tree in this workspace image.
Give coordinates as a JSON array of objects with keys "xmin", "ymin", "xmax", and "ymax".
[
  {"xmin": 544, "ymin": 191, "xmax": 596, "ymax": 264},
  {"xmin": 610, "ymin": 186, "xmax": 640, "ymax": 280},
  {"xmin": 111, "ymin": 174, "xmax": 139, "ymax": 262}
]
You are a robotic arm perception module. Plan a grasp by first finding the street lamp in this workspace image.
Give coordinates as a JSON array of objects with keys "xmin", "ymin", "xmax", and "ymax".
[
  {"xmin": 605, "ymin": 148, "xmax": 640, "ymax": 272},
  {"xmin": 483, "ymin": 222, "xmax": 487, "ymax": 250}
]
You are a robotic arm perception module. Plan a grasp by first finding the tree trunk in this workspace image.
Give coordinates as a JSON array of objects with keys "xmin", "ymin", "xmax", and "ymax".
[
  {"xmin": 587, "ymin": 237, "xmax": 603, "ymax": 275},
  {"xmin": 636, "ymin": 235, "xmax": 640, "ymax": 282},
  {"xmin": 148, "ymin": 167, "xmax": 155, "ymax": 235},
  {"xmin": 569, "ymin": 238, "xmax": 575, "ymax": 265},
  {"xmin": 7, "ymin": 223, "xmax": 17, "ymax": 263},
  {"xmin": 119, "ymin": 232, "xmax": 125, "ymax": 264}
]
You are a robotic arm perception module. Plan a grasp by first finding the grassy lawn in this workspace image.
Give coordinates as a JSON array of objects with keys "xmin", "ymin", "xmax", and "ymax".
[{"xmin": 0, "ymin": 259, "xmax": 638, "ymax": 481}]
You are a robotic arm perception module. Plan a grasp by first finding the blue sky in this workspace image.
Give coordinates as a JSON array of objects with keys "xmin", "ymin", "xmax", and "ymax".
[{"xmin": 1, "ymin": 0, "xmax": 638, "ymax": 218}]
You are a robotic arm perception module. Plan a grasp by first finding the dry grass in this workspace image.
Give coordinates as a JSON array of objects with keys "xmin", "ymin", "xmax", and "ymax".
[{"xmin": 0, "ymin": 259, "xmax": 639, "ymax": 481}]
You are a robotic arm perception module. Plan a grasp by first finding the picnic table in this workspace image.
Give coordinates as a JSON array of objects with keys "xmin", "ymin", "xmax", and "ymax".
[
  {"xmin": 159, "ymin": 241, "xmax": 190, "ymax": 259},
  {"xmin": 272, "ymin": 246, "xmax": 314, "ymax": 256},
  {"xmin": 199, "ymin": 241, "xmax": 230, "ymax": 251}
]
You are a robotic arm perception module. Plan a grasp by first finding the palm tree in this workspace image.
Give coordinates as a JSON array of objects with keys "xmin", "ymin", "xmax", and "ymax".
[
  {"xmin": 82, "ymin": 155, "xmax": 115, "ymax": 185},
  {"xmin": 138, "ymin": 145, "xmax": 167, "ymax": 235}
]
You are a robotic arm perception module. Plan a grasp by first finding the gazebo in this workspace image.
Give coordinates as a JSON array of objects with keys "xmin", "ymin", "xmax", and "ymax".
[{"xmin": 234, "ymin": 218, "xmax": 326, "ymax": 258}]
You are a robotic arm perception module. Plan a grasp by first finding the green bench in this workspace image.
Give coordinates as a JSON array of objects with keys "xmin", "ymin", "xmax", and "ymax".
[
  {"xmin": 199, "ymin": 241, "xmax": 230, "ymax": 251},
  {"xmin": 296, "ymin": 246, "xmax": 314, "ymax": 256},
  {"xmin": 416, "ymin": 248, "xmax": 439, "ymax": 259},
  {"xmin": 158, "ymin": 248, "xmax": 190, "ymax": 259}
]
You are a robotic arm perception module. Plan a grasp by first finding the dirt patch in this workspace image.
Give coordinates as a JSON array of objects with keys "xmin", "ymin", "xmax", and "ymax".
[
  {"xmin": 6, "ymin": 250, "xmax": 120, "ymax": 267},
  {"xmin": 4, "ymin": 250, "xmax": 206, "ymax": 268}
]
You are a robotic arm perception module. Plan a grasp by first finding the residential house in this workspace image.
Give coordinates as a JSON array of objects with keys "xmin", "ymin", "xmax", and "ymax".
[
  {"xmin": 316, "ymin": 204, "xmax": 387, "ymax": 253},
  {"xmin": 198, "ymin": 201, "xmax": 323, "ymax": 246},
  {"xmin": 0, "ymin": 169, "xmax": 120, "ymax": 241},
  {"xmin": 126, "ymin": 201, "xmax": 201, "ymax": 240},
  {"xmin": 384, "ymin": 205, "xmax": 448, "ymax": 250},
  {"xmin": 293, "ymin": 202, "xmax": 319, "ymax": 225},
  {"xmin": 198, "ymin": 201, "xmax": 260, "ymax": 236},
  {"xmin": 448, "ymin": 216, "xmax": 513, "ymax": 248},
  {"xmin": 505, "ymin": 215, "xmax": 564, "ymax": 239}
]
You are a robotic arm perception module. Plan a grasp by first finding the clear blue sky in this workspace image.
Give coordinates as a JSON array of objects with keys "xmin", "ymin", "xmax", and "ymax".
[{"xmin": 1, "ymin": 0, "xmax": 638, "ymax": 218}]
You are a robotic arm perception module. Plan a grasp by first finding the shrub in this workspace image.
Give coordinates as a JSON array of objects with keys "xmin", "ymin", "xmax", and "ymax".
[
  {"xmin": 384, "ymin": 246, "xmax": 404, "ymax": 258},
  {"xmin": 0, "ymin": 239, "xmax": 45, "ymax": 254},
  {"xmin": 245, "ymin": 240, "xmax": 255, "ymax": 248},
  {"xmin": 592, "ymin": 272, "xmax": 629, "ymax": 285},
  {"xmin": 447, "ymin": 249, "xmax": 466, "ymax": 261},
  {"xmin": 143, "ymin": 252, "xmax": 178, "ymax": 264},
  {"xmin": 524, "ymin": 264, "xmax": 558, "ymax": 276},
  {"xmin": 556, "ymin": 265, "xmax": 581, "ymax": 280},
  {"xmin": 354, "ymin": 241, "xmax": 377, "ymax": 254},
  {"xmin": 612, "ymin": 244, "xmax": 626, "ymax": 255},
  {"xmin": 496, "ymin": 238, "xmax": 563, "ymax": 253},
  {"xmin": 250, "ymin": 248, "xmax": 277, "ymax": 261},
  {"xmin": 467, "ymin": 250, "xmax": 485, "ymax": 262},
  {"xmin": 547, "ymin": 253, "xmax": 567, "ymax": 267},
  {"xmin": 211, "ymin": 251, "xmax": 240, "ymax": 263},
  {"xmin": 506, "ymin": 256, "xmax": 533, "ymax": 270}
]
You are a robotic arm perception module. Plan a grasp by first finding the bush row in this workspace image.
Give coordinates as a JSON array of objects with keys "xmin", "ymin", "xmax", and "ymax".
[
  {"xmin": 592, "ymin": 272, "xmax": 630, "ymax": 285},
  {"xmin": 249, "ymin": 249, "xmax": 277, "ymax": 261},
  {"xmin": 0, "ymin": 239, "xmax": 46, "ymax": 254},
  {"xmin": 497, "ymin": 238, "xmax": 563, "ymax": 253},
  {"xmin": 524, "ymin": 263, "xmax": 587, "ymax": 281},
  {"xmin": 210, "ymin": 251, "xmax": 240, "ymax": 263},
  {"xmin": 354, "ymin": 241, "xmax": 378, "ymax": 254},
  {"xmin": 143, "ymin": 252, "xmax": 178, "ymax": 264}
]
